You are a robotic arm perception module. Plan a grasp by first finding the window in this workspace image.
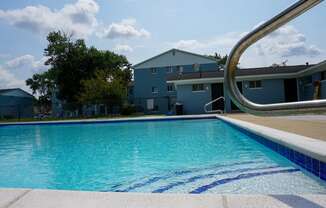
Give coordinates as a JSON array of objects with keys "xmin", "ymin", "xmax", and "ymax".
[
  {"xmin": 166, "ymin": 66, "xmax": 173, "ymax": 73},
  {"xmin": 192, "ymin": 84, "xmax": 204, "ymax": 92},
  {"xmin": 167, "ymin": 84, "xmax": 174, "ymax": 92},
  {"xmin": 177, "ymin": 66, "xmax": 183, "ymax": 74},
  {"xmin": 249, "ymin": 80, "xmax": 262, "ymax": 89},
  {"xmin": 302, "ymin": 76, "xmax": 312, "ymax": 85},
  {"xmin": 152, "ymin": 87, "xmax": 159, "ymax": 94},
  {"xmin": 193, "ymin": 63, "xmax": 200, "ymax": 72},
  {"xmin": 321, "ymin": 71, "xmax": 326, "ymax": 81},
  {"xmin": 151, "ymin": 68, "xmax": 157, "ymax": 74}
]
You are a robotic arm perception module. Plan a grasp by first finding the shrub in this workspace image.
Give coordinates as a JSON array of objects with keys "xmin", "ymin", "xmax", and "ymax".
[{"xmin": 121, "ymin": 105, "xmax": 136, "ymax": 115}]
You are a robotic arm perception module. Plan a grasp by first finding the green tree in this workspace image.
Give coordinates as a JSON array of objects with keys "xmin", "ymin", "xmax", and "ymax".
[
  {"xmin": 26, "ymin": 31, "xmax": 132, "ymax": 114},
  {"xmin": 78, "ymin": 70, "xmax": 127, "ymax": 112},
  {"xmin": 26, "ymin": 70, "xmax": 55, "ymax": 113},
  {"xmin": 209, "ymin": 53, "xmax": 228, "ymax": 67},
  {"xmin": 43, "ymin": 31, "xmax": 131, "ymax": 104}
]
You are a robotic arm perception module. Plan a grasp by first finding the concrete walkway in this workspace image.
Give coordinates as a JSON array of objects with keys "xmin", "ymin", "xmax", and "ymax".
[
  {"xmin": 226, "ymin": 114, "xmax": 326, "ymax": 141},
  {"xmin": 1, "ymin": 189, "xmax": 326, "ymax": 208}
]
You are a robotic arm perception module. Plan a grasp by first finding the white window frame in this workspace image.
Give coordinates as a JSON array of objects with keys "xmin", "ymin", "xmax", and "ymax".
[
  {"xmin": 152, "ymin": 87, "xmax": 159, "ymax": 94},
  {"xmin": 248, "ymin": 80, "xmax": 262, "ymax": 89},
  {"xmin": 177, "ymin": 66, "xmax": 183, "ymax": 74},
  {"xmin": 192, "ymin": 84, "xmax": 205, "ymax": 92},
  {"xmin": 166, "ymin": 66, "xmax": 173, "ymax": 73},
  {"xmin": 193, "ymin": 63, "xmax": 200, "ymax": 72},
  {"xmin": 151, "ymin": 68, "xmax": 158, "ymax": 74}
]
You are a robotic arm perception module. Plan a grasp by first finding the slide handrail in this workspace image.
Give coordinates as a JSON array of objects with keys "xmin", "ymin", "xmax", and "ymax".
[{"xmin": 224, "ymin": 0, "xmax": 325, "ymax": 116}]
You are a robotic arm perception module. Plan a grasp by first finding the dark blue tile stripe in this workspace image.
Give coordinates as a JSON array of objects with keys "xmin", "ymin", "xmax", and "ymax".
[
  {"xmin": 222, "ymin": 119, "xmax": 326, "ymax": 182},
  {"xmin": 152, "ymin": 165, "xmax": 281, "ymax": 193},
  {"xmin": 111, "ymin": 160, "xmax": 264, "ymax": 192},
  {"xmin": 189, "ymin": 168, "xmax": 300, "ymax": 194}
]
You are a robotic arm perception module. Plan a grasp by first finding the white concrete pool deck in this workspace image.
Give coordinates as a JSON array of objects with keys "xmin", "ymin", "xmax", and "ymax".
[
  {"xmin": 1, "ymin": 189, "xmax": 326, "ymax": 208},
  {"xmin": 1, "ymin": 114, "xmax": 326, "ymax": 207}
]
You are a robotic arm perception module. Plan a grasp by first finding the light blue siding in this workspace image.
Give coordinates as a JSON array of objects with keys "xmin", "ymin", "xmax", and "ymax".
[
  {"xmin": 243, "ymin": 79, "xmax": 285, "ymax": 104},
  {"xmin": 132, "ymin": 49, "xmax": 325, "ymax": 115},
  {"xmin": 299, "ymin": 72, "xmax": 324, "ymax": 101},
  {"xmin": 133, "ymin": 63, "xmax": 216, "ymax": 114},
  {"xmin": 321, "ymin": 81, "xmax": 326, "ymax": 99},
  {"xmin": 176, "ymin": 84, "xmax": 211, "ymax": 114},
  {"xmin": 224, "ymin": 79, "xmax": 285, "ymax": 113},
  {"xmin": 133, "ymin": 67, "xmax": 176, "ymax": 114}
]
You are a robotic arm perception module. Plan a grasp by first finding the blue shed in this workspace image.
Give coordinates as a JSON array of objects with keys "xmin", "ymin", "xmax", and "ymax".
[{"xmin": 0, "ymin": 88, "xmax": 34, "ymax": 119}]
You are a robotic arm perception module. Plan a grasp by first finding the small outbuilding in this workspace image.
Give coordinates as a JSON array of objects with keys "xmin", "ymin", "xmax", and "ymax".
[{"xmin": 0, "ymin": 88, "xmax": 34, "ymax": 119}]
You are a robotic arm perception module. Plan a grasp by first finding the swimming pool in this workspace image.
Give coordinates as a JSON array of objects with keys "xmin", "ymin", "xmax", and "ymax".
[{"xmin": 0, "ymin": 118, "xmax": 325, "ymax": 194}]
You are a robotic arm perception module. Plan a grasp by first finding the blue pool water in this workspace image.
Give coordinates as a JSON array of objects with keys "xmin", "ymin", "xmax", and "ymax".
[{"xmin": 0, "ymin": 119, "xmax": 325, "ymax": 194}]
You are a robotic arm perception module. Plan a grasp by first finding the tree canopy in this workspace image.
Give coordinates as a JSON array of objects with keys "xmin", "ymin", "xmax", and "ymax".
[
  {"xmin": 208, "ymin": 53, "xmax": 228, "ymax": 67},
  {"xmin": 26, "ymin": 31, "xmax": 132, "ymax": 112},
  {"xmin": 78, "ymin": 70, "xmax": 126, "ymax": 107}
]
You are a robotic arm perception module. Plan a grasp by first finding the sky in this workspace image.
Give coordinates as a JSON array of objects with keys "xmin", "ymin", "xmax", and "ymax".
[{"xmin": 0, "ymin": 0, "xmax": 325, "ymax": 92}]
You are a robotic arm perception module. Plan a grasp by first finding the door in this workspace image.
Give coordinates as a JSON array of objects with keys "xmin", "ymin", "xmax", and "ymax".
[
  {"xmin": 146, "ymin": 99, "xmax": 154, "ymax": 110},
  {"xmin": 284, "ymin": 78, "xmax": 298, "ymax": 102},
  {"xmin": 231, "ymin": 82, "xmax": 243, "ymax": 111},
  {"xmin": 211, "ymin": 83, "xmax": 224, "ymax": 111}
]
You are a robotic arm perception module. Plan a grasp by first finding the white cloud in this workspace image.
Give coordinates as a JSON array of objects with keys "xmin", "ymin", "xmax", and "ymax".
[
  {"xmin": 0, "ymin": 55, "xmax": 49, "ymax": 92},
  {"xmin": 0, "ymin": 1, "xmax": 151, "ymax": 40},
  {"xmin": 256, "ymin": 25, "xmax": 322, "ymax": 58},
  {"xmin": 113, "ymin": 44, "xmax": 133, "ymax": 53},
  {"xmin": 0, "ymin": 0, "xmax": 99, "ymax": 38},
  {"xmin": 173, "ymin": 40, "xmax": 205, "ymax": 51},
  {"xmin": 6, "ymin": 55, "xmax": 49, "ymax": 73},
  {"xmin": 0, "ymin": 67, "xmax": 25, "ymax": 89},
  {"xmin": 171, "ymin": 32, "xmax": 245, "ymax": 53},
  {"xmin": 97, "ymin": 18, "xmax": 150, "ymax": 39},
  {"xmin": 170, "ymin": 25, "xmax": 323, "ymax": 67}
]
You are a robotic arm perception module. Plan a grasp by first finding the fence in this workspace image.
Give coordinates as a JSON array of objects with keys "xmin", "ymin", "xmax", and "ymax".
[
  {"xmin": 51, "ymin": 97, "xmax": 140, "ymax": 118},
  {"xmin": 52, "ymin": 96, "xmax": 176, "ymax": 118},
  {"xmin": 0, "ymin": 104, "xmax": 33, "ymax": 119},
  {"xmin": 132, "ymin": 96, "xmax": 177, "ymax": 115}
]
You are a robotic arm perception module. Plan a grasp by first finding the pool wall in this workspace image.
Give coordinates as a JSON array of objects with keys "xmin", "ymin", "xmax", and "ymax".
[
  {"xmin": 218, "ymin": 116, "xmax": 326, "ymax": 182},
  {"xmin": 0, "ymin": 115, "xmax": 217, "ymax": 127},
  {"xmin": 1, "ymin": 114, "xmax": 325, "ymax": 182}
]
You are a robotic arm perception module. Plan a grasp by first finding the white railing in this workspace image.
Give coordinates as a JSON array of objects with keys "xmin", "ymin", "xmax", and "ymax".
[{"xmin": 204, "ymin": 97, "xmax": 225, "ymax": 114}]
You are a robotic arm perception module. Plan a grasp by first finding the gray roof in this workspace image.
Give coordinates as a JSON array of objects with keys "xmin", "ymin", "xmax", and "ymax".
[
  {"xmin": 167, "ymin": 64, "xmax": 314, "ymax": 81},
  {"xmin": 0, "ymin": 88, "xmax": 34, "ymax": 97},
  {"xmin": 133, "ymin": 48, "xmax": 217, "ymax": 68}
]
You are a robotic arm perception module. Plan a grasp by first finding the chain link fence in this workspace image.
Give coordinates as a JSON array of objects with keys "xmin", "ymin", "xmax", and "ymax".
[
  {"xmin": 51, "ymin": 96, "xmax": 176, "ymax": 118},
  {"xmin": 0, "ymin": 104, "xmax": 33, "ymax": 119}
]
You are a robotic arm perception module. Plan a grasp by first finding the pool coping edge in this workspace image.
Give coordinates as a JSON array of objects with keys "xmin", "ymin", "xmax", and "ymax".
[
  {"xmin": 217, "ymin": 115, "xmax": 326, "ymax": 162},
  {"xmin": 0, "ymin": 115, "xmax": 216, "ymax": 126}
]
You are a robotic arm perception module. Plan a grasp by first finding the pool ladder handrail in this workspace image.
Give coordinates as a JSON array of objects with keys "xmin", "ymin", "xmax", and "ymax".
[
  {"xmin": 204, "ymin": 96, "xmax": 225, "ymax": 114},
  {"xmin": 224, "ymin": 0, "xmax": 326, "ymax": 116}
]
